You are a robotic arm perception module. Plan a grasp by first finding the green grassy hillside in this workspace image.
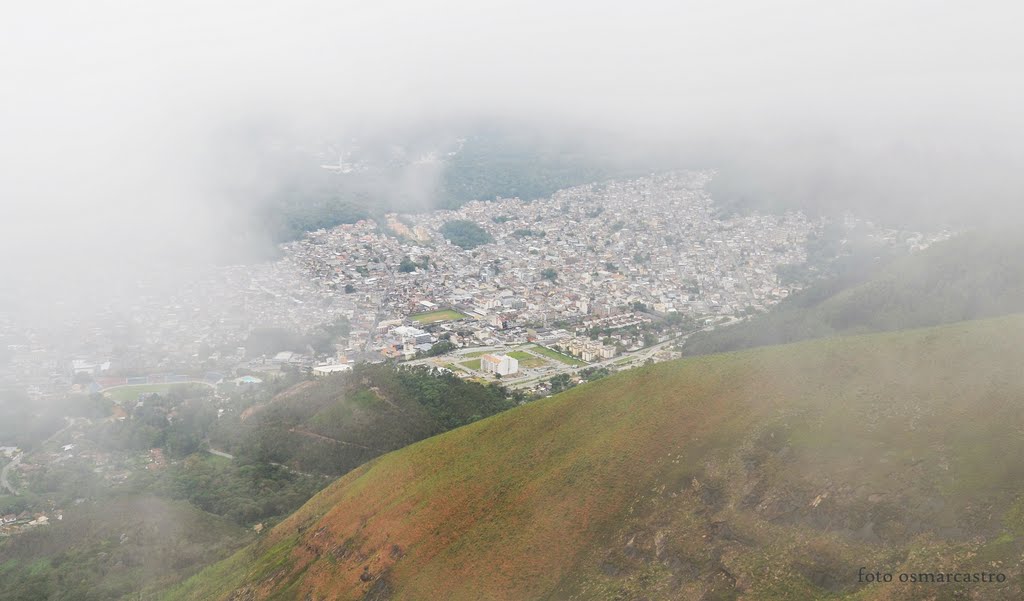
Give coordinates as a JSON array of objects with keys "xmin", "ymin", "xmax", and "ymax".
[
  {"xmin": 166, "ymin": 315, "xmax": 1024, "ymax": 600},
  {"xmin": 685, "ymin": 231, "xmax": 1024, "ymax": 356}
]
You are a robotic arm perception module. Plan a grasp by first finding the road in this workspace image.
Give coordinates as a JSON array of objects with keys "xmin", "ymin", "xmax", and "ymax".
[
  {"xmin": 404, "ymin": 315, "xmax": 757, "ymax": 392},
  {"xmin": 207, "ymin": 448, "xmax": 235, "ymax": 460},
  {"xmin": 364, "ymin": 247, "xmax": 398, "ymax": 354},
  {"xmin": 1, "ymin": 453, "xmax": 22, "ymax": 496},
  {"xmin": 406, "ymin": 331, "xmax": 704, "ymax": 391},
  {"xmin": 48, "ymin": 416, "xmax": 76, "ymax": 441},
  {"xmin": 1, "ymin": 416, "xmax": 79, "ymax": 496}
]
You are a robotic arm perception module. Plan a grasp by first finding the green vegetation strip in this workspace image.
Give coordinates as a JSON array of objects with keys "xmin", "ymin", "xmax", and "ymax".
[{"xmin": 531, "ymin": 345, "xmax": 586, "ymax": 366}]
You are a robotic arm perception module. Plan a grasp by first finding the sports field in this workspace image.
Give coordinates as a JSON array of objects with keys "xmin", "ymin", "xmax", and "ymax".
[
  {"xmin": 531, "ymin": 345, "xmax": 586, "ymax": 366},
  {"xmin": 105, "ymin": 383, "xmax": 184, "ymax": 402},
  {"xmin": 507, "ymin": 351, "xmax": 548, "ymax": 369},
  {"xmin": 410, "ymin": 309, "xmax": 468, "ymax": 323},
  {"xmin": 104, "ymin": 382, "xmax": 209, "ymax": 402},
  {"xmin": 460, "ymin": 349, "xmax": 494, "ymax": 358}
]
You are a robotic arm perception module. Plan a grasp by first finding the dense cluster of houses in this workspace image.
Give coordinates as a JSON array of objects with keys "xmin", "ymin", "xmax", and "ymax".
[{"xmin": 0, "ymin": 171, "xmax": 953, "ymax": 400}]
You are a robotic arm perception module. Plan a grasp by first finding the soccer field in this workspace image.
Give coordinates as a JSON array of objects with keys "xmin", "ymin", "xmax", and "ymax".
[{"xmin": 104, "ymin": 382, "xmax": 208, "ymax": 402}]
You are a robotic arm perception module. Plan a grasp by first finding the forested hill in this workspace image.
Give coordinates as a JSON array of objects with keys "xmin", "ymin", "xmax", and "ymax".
[
  {"xmin": 257, "ymin": 126, "xmax": 658, "ymax": 246},
  {"xmin": 226, "ymin": 364, "xmax": 515, "ymax": 476},
  {"xmin": 432, "ymin": 129, "xmax": 645, "ymax": 209},
  {"xmin": 165, "ymin": 314, "xmax": 1024, "ymax": 600},
  {"xmin": 0, "ymin": 496, "xmax": 249, "ymax": 601},
  {"xmin": 684, "ymin": 230, "xmax": 1024, "ymax": 356}
]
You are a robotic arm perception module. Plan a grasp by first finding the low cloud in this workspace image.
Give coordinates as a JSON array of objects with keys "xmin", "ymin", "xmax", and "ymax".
[{"xmin": 1, "ymin": 0, "xmax": 1021, "ymax": 297}]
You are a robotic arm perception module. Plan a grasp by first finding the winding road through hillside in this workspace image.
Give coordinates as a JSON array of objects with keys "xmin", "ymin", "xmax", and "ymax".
[{"xmin": 0, "ymin": 453, "xmax": 22, "ymax": 495}]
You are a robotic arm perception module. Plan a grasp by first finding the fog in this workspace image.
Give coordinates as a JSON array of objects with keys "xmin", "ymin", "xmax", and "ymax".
[
  {"xmin": 4, "ymin": 6, "xmax": 1024, "ymax": 595},
  {"xmin": 2, "ymin": 0, "xmax": 1022, "ymax": 296}
]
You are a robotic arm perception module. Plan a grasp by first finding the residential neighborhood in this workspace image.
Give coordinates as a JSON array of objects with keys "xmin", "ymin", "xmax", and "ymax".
[{"xmin": 0, "ymin": 171, "xmax": 951, "ymax": 402}]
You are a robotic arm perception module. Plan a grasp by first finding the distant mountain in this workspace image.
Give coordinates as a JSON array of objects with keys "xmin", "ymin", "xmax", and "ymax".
[
  {"xmin": 432, "ymin": 127, "xmax": 643, "ymax": 209},
  {"xmin": 253, "ymin": 124, "xmax": 664, "ymax": 248},
  {"xmin": 166, "ymin": 314, "xmax": 1024, "ymax": 600},
  {"xmin": 684, "ymin": 230, "xmax": 1024, "ymax": 356}
]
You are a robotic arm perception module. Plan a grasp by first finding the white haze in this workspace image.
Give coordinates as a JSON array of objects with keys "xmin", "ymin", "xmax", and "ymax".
[{"xmin": 1, "ymin": 0, "xmax": 1022, "ymax": 303}]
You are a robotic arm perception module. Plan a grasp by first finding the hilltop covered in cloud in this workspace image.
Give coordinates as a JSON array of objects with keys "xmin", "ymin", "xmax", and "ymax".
[{"xmin": 1, "ymin": 0, "xmax": 1021, "ymax": 291}]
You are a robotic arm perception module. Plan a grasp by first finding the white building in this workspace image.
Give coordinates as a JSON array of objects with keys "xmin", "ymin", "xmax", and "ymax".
[
  {"xmin": 479, "ymin": 354, "xmax": 519, "ymax": 376},
  {"xmin": 313, "ymin": 364, "xmax": 353, "ymax": 377},
  {"xmin": 392, "ymin": 325, "xmax": 432, "ymax": 345}
]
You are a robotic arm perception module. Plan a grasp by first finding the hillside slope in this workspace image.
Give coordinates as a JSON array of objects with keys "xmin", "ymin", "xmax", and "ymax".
[
  {"xmin": 167, "ymin": 315, "xmax": 1024, "ymax": 600},
  {"xmin": 227, "ymin": 364, "xmax": 514, "ymax": 476},
  {"xmin": 0, "ymin": 495, "xmax": 250, "ymax": 601},
  {"xmin": 684, "ymin": 231, "xmax": 1024, "ymax": 356}
]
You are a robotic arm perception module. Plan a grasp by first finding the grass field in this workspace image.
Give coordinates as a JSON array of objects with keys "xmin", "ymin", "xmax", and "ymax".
[
  {"xmin": 459, "ymin": 358, "xmax": 481, "ymax": 370},
  {"xmin": 530, "ymin": 345, "xmax": 586, "ymax": 366},
  {"xmin": 410, "ymin": 309, "xmax": 468, "ymax": 323},
  {"xmin": 104, "ymin": 383, "xmax": 200, "ymax": 402},
  {"xmin": 459, "ymin": 349, "xmax": 495, "ymax": 358},
  {"xmin": 163, "ymin": 315, "xmax": 1024, "ymax": 601},
  {"xmin": 507, "ymin": 351, "xmax": 548, "ymax": 369}
]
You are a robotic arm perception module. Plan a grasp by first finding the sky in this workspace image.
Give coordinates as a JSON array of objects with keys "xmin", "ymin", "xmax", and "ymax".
[{"xmin": 1, "ymin": 1, "xmax": 1023, "ymax": 297}]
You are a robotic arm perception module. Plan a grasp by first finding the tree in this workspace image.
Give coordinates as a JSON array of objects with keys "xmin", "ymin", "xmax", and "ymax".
[
  {"xmin": 439, "ymin": 220, "xmax": 494, "ymax": 249},
  {"xmin": 541, "ymin": 268, "xmax": 557, "ymax": 281},
  {"xmin": 548, "ymin": 374, "xmax": 574, "ymax": 394},
  {"xmin": 399, "ymin": 256, "xmax": 417, "ymax": 273},
  {"xmin": 417, "ymin": 340, "xmax": 457, "ymax": 358}
]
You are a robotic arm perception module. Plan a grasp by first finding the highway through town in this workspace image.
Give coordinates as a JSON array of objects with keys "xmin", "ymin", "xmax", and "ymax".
[{"xmin": 404, "ymin": 323, "xmax": 733, "ymax": 391}]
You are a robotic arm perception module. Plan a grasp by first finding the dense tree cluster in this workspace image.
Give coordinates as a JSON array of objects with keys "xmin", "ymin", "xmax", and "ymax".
[
  {"xmin": 0, "ymin": 361, "xmax": 523, "ymax": 600},
  {"xmin": 417, "ymin": 340, "xmax": 457, "ymax": 358},
  {"xmin": 139, "ymin": 458, "xmax": 326, "ymax": 526},
  {"xmin": 0, "ymin": 496, "xmax": 248, "ymax": 601},
  {"xmin": 439, "ymin": 220, "xmax": 494, "ymax": 249},
  {"xmin": 234, "ymin": 364, "xmax": 515, "ymax": 475},
  {"xmin": 433, "ymin": 132, "xmax": 621, "ymax": 209}
]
